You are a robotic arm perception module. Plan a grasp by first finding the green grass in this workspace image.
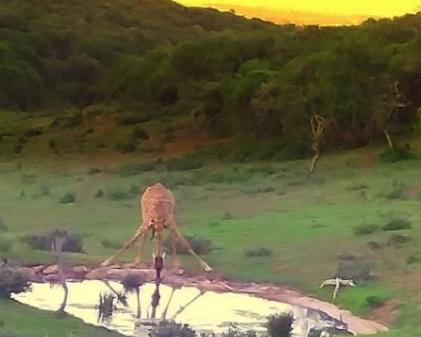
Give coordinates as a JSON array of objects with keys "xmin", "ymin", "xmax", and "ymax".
[
  {"xmin": 0, "ymin": 299, "xmax": 122, "ymax": 337},
  {"xmin": 1, "ymin": 137, "xmax": 421, "ymax": 335}
]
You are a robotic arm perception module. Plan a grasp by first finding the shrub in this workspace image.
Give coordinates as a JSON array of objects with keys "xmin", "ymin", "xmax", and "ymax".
[
  {"xmin": 95, "ymin": 189, "xmax": 104, "ymax": 198},
  {"xmin": 100, "ymin": 239, "xmax": 121, "ymax": 249},
  {"xmin": 116, "ymin": 112, "xmax": 151, "ymax": 126},
  {"xmin": 388, "ymin": 234, "xmax": 411, "ymax": 245},
  {"xmin": 165, "ymin": 156, "xmax": 203, "ymax": 171},
  {"xmin": 116, "ymin": 141, "xmax": 136, "ymax": 153},
  {"xmin": 0, "ymin": 239, "xmax": 11, "ymax": 253},
  {"xmin": 106, "ymin": 186, "xmax": 137, "ymax": 201},
  {"xmin": 21, "ymin": 230, "xmax": 83, "ymax": 252},
  {"xmin": 131, "ymin": 127, "xmax": 149, "ymax": 140},
  {"xmin": 245, "ymin": 247, "xmax": 272, "ymax": 257},
  {"xmin": 353, "ymin": 224, "xmax": 380, "ymax": 236},
  {"xmin": 366, "ymin": 296, "xmax": 386, "ymax": 309},
  {"xmin": 367, "ymin": 241, "xmax": 382, "ymax": 250},
  {"xmin": 111, "ymin": 162, "xmax": 155, "ymax": 177},
  {"xmin": 266, "ymin": 313, "xmax": 295, "ymax": 337},
  {"xmin": 222, "ymin": 327, "xmax": 257, "ymax": 337},
  {"xmin": 382, "ymin": 218, "xmax": 411, "ymax": 231},
  {"xmin": 59, "ymin": 193, "xmax": 75, "ymax": 204},
  {"xmin": 336, "ymin": 256, "xmax": 374, "ymax": 281},
  {"xmin": 164, "ymin": 234, "xmax": 214, "ymax": 255},
  {"xmin": 0, "ymin": 267, "xmax": 31, "ymax": 298},
  {"xmin": 149, "ymin": 321, "xmax": 195, "ymax": 337},
  {"xmin": 0, "ymin": 217, "xmax": 8, "ymax": 231},
  {"xmin": 346, "ymin": 182, "xmax": 368, "ymax": 191},
  {"xmin": 87, "ymin": 167, "xmax": 102, "ymax": 175},
  {"xmin": 407, "ymin": 254, "xmax": 421, "ymax": 265},
  {"xmin": 380, "ymin": 146, "xmax": 414, "ymax": 163}
]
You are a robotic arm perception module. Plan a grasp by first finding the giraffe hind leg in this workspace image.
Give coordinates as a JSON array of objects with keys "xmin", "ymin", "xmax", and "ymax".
[{"xmin": 169, "ymin": 223, "xmax": 212, "ymax": 272}]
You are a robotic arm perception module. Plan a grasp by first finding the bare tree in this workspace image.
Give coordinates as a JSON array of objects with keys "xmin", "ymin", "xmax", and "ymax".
[
  {"xmin": 309, "ymin": 112, "xmax": 329, "ymax": 173},
  {"xmin": 373, "ymin": 80, "xmax": 409, "ymax": 149},
  {"xmin": 52, "ymin": 234, "xmax": 68, "ymax": 313}
]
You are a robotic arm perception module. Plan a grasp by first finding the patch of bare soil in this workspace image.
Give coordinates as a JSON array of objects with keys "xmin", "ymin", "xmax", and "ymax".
[
  {"xmin": 20, "ymin": 264, "xmax": 388, "ymax": 336},
  {"xmin": 368, "ymin": 300, "xmax": 398, "ymax": 327}
]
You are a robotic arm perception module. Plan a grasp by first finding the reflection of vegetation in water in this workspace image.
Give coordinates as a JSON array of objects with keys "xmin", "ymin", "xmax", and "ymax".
[{"xmin": 98, "ymin": 293, "xmax": 116, "ymax": 323}]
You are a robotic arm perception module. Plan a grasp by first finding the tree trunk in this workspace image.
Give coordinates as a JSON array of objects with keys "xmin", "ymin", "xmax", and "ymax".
[
  {"xmin": 136, "ymin": 288, "xmax": 141, "ymax": 319},
  {"xmin": 383, "ymin": 129, "xmax": 394, "ymax": 149},
  {"xmin": 309, "ymin": 142, "xmax": 320, "ymax": 174},
  {"xmin": 53, "ymin": 238, "xmax": 68, "ymax": 313}
]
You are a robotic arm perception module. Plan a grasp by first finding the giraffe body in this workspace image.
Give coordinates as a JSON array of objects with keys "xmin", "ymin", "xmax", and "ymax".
[{"xmin": 101, "ymin": 183, "xmax": 212, "ymax": 272}]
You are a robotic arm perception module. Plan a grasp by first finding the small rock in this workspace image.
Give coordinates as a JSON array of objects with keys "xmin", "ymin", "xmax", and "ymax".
[
  {"xmin": 43, "ymin": 265, "xmax": 59, "ymax": 275},
  {"xmin": 73, "ymin": 266, "xmax": 89, "ymax": 274},
  {"xmin": 32, "ymin": 265, "xmax": 46, "ymax": 273}
]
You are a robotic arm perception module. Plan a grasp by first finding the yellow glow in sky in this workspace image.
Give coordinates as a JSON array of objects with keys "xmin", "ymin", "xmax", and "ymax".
[{"xmin": 177, "ymin": 0, "xmax": 421, "ymax": 25}]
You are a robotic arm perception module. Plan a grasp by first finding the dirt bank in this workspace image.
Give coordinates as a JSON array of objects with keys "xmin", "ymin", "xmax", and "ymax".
[{"xmin": 19, "ymin": 264, "xmax": 388, "ymax": 335}]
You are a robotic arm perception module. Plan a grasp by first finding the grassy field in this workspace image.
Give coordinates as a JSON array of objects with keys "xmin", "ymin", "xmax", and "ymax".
[
  {"xmin": 1, "ymin": 112, "xmax": 421, "ymax": 336},
  {"xmin": 0, "ymin": 298, "xmax": 122, "ymax": 337}
]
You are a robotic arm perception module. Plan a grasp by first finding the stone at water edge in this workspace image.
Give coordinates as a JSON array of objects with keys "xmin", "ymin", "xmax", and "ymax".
[
  {"xmin": 73, "ymin": 266, "xmax": 89, "ymax": 274},
  {"xmin": 43, "ymin": 265, "xmax": 59, "ymax": 275}
]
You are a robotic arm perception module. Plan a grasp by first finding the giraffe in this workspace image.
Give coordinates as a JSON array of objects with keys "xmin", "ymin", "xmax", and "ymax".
[{"xmin": 100, "ymin": 183, "xmax": 212, "ymax": 272}]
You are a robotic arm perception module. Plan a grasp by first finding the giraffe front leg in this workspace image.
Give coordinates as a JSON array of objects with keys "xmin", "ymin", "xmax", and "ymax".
[
  {"xmin": 133, "ymin": 230, "xmax": 148, "ymax": 266},
  {"xmin": 170, "ymin": 224, "xmax": 212, "ymax": 272},
  {"xmin": 101, "ymin": 227, "xmax": 148, "ymax": 267}
]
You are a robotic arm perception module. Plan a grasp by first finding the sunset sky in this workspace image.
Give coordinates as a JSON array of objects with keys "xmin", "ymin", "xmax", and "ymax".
[{"xmin": 177, "ymin": 0, "xmax": 421, "ymax": 25}]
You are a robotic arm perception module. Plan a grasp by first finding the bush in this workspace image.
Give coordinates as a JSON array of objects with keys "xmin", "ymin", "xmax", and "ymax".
[
  {"xmin": 132, "ymin": 127, "xmax": 149, "ymax": 140},
  {"xmin": 21, "ymin": 230, "xmax": 83, "ymax": 252},
  {"xmin": 164, "ymin": 234, "xmax": 214, "ymax": 255},
  {"xmin": 87, "ymin": 167, "xmax": 102, "ymax": 175},
  {"xmin": 116, "ymin": 141, "xmax": 136, "ymax": 153},
  {"xmin": 165, "ymin": 156, "xmax": 203, "ymax": 171},
  {"xmin": 380, "ymin": 146, "xmax": 414, "ymax": 163},
  {"xmin": 353, "ymin": 224, "xmax": 380, "ymax": 236},
  {"xmin": 149, "ymin": 321, "xmax": 195, "ymax": 337},
  {"xmin": 388, "ymin": 233, "xmax": 411, "ymax": 245},
  {"xmin": 407, "ymin": 254, "xmax": 421, "ymax": 265},
  {"xmin": 106, "ymin": 186, "xmax": 137, "ymax": 200},
  {"xmin": 382, "ymin": 218, "xmax": 411, "ymax": 231},
  {"xmin": 222, "ymin": 327, "xmax": 257, "ymax": 337},
  {"xmin": 245, "ymin": 247, "xmax": 272, "ymax": 257},
  {"xmin": 95, "ymin": 189, "xmax": 104, "ymax": 198},
  {"xmin": 336, "ymin": 256, "xmax": 374, "ymax": 281},
  {"xmin": 100, "ymin": 239, "xmax": 121, "ymax": 249},
  {"xmin": 111, "ymin": 162, "xmax": 155, "ymax": 177},
  {"xmin": 116, "ymin": 112, "xmax": 152, "ymax": 126},
  {"xmin": 0, "ymin": 239, "xmax": 11, "ymax": 253},
  {"xmin": 266, "ymin": 313, "xmax": 295, "ymax": 337},
  {"xmin": 59, "ymin": 193, "xmax": 75, "ymax": 204},
  {"xmin": 0, "ymin": 217, "xmax": 8, "ymax": 231},
  {"xmin": 366, "ymin": 295, "xmax": 386, "ymax": 309},
  {"xmin": 0, "ymin": 267, "xmax": 31, "ymax": 298}
]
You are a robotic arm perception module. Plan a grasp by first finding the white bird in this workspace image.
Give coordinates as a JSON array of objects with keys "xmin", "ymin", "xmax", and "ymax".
[{"xmin": 320, "ymin": 277, "xmax": 356, "ymax": 299}]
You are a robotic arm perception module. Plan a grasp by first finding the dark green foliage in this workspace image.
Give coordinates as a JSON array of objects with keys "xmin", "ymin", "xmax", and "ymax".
[
  {"xmin": 165, "ymin": 155, "xmax": 203, "ymax": 171},
  {"xmin": 0, "ymin": 267, "xmax": 31, "ymax": 298},
  {"xmin": 21, "ymin": 229, "xmax": 83, "ymax": 252},
  {"xmin": 382, "ymin": 218, "xmax": 412, "ymax": 231},
  {"xmin": 0, "ymin": 0, "xmax": 420, "ymax": 155},
  {"xmin": 266, "ymin": 313, "xmax": 295, "ymax": 337},
  {"xmin": 115, "ymin": 141, "xmax": 136, "ymax": 154},
  {"xmin": 100, "ymin": 239, "xmax": 121, "ymax": 250},
  {"xmin": 131, "ymin": 127, "xmax": 149, "ymax": 140},
  {"xmin": 164, "ymin": 234, "xmax": 214, "ymax": 255},
  {"xmin": 245, "ymin": 247, "xmax": 273, "ymax": 257},
  {"xmin": 0, "ymin": 239, "xmax": 11, "ymax": 253},
  {"xmin": 149, "ymin": 321, "xmax": 195, "ymax": 337},
  {"xmin": 380, "ymin": 146, "xmax": 414, "ymax": 163},
  {"xmin": 366, "ymin": 295, "xmax": 387, "ymax": 309},
  {"xmin": 336, "ymin": 255, "xmax": 374, "ymax": 281},
  {"xmin": 353, "ymin": 224, "xmax": 380, "ymax": 236},
  {"xmin": 407, "ymin": 254, "xmax": 421, "ymax": 265},
  {"xmin": 388, "ymin": 233, "xmax": 411, "ymax": 245},
  {"xmin": 222, "ymin": 328, "xmax": 257, "ymax": 337},
  {"xmin": 111, "ymin": 162, "xmax": 155, "ymax": 177},
  {"xmin": 94, "ymin": 189, "xmax": 104, "ymax": 198},
  {"xmin": 87, "ymin": 167, "xmax": 102, "ymax": 175},
  {"xmin": 59, "ymin": 193, "xmax": 75, "ymax": 204}
]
